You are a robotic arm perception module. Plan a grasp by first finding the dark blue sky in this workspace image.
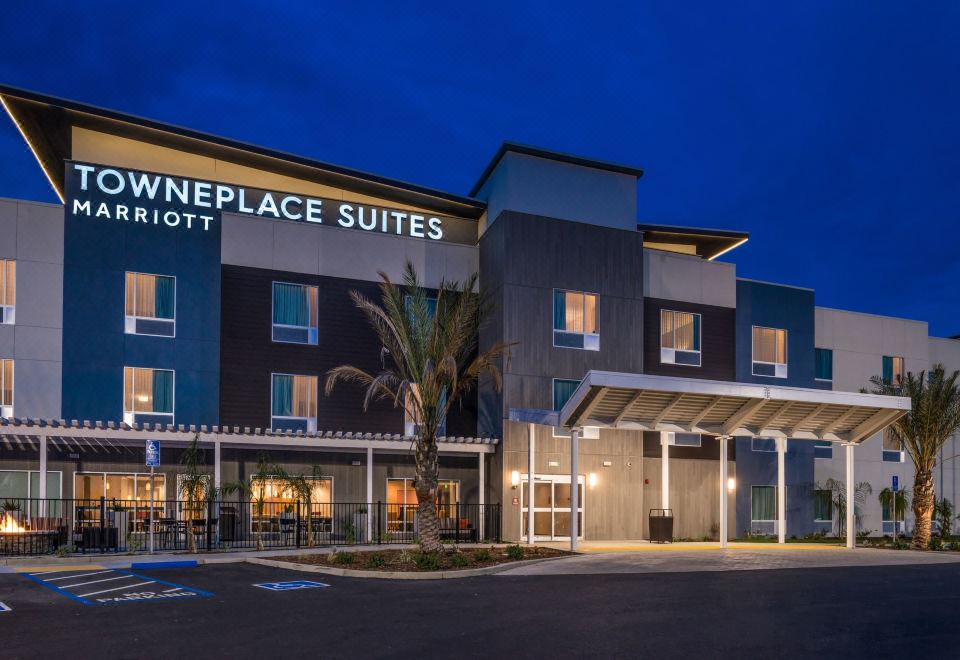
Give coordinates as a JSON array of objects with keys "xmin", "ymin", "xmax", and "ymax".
[{"xmin": 1, "ymin": 3, "xmax": 957, "ymax": 335}]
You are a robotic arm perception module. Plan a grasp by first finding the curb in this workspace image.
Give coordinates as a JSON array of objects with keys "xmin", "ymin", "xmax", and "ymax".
[{"xmin": 245, "ymin": 554, "xmax": 570, "ymax": 580}]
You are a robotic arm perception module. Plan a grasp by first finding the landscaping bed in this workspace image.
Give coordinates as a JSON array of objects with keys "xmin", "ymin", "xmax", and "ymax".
[{"xmin": 273, "ymin": 545, "xmax": 568, "ymax": 572}]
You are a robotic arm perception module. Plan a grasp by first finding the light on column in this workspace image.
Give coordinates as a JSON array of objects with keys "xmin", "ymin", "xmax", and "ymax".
[{"xmin": 727, "ymin": 477, "xmax": 736, "ymax": 492}]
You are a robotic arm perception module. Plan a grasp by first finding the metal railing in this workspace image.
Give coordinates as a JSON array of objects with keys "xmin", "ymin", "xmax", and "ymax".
[{"xmin": 0, "ymin": 498, "xmax": 502, "ymax": 556}]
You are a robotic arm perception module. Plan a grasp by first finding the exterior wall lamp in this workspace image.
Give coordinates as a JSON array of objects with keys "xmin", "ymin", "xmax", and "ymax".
[{"xmin": 727, "ymin": 477, "xmax": 736, "ymax": 492}]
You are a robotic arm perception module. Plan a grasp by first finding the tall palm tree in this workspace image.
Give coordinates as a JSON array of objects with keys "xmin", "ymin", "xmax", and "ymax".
[
  {"xmin": 869, "ymin": 365, "xmax": 960, "ymax": 549},
  {"xmin": 325, "ymin": 262, "xmax": 509, "ymax": 553}
]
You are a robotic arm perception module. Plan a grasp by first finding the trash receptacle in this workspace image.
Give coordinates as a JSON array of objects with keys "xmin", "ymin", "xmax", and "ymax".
[{"xmin": 649, "ymin": 508, "xmax": 674, "ymax": 543}]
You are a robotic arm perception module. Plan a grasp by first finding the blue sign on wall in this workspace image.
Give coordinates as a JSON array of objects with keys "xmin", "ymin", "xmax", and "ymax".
[
  {"xmin": 145, "ymin": 440, "xmax": 160, "ymax": 467},
  {"xmin": 892, "ymin": 475, "xmax": 899, "ymax": 492}
]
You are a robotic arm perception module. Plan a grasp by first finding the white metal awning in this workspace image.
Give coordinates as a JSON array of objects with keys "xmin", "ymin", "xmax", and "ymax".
[{"xmin": 559, "ymin": 371, "xmax": 910, "ymax": 444}]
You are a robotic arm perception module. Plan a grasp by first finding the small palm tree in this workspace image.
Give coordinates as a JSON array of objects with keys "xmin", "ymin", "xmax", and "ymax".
[
  {"xmin": 878, "ymin": 487, "xmax": 909, "ymax": 536},
  {"xmin": 325, "ymin": 262, "xmax": 509, "ymax": 553},
  {"xmin": 820, "ymin": 478, "xmax": 872, "ymax": 538},
  {"xmin": 869, "ymin": 365, "xmax": 960, "ymax": 549},
  {"xmin": 281, "ymin": 470, "xmax": 319, "ymax": 547},
  {"xmin": 226, "ymin": 454, "xmax": 286, "ymax": 551},
  {"xmin": 178, "ymin": 434, "xmax": 210, "ymax": 554}
]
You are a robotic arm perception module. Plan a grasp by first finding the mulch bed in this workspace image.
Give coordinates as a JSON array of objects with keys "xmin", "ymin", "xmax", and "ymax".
[{"xmin": 274, "ymin": 545, "xmax": 569, "ymax": 572}]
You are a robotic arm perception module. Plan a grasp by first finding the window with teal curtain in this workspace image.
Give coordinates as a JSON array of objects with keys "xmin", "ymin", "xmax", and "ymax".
[
  {"xmin": 751, "ymin": 485, "xmax": 776, "ymax": 521},
  {"xmin": 273, "ymin": 283, "xmax": 310, "ymax": 326},
  {"xmin": 553, "ymin": 379, "xmax": 580, "ymax": 411},
  {"xmin": 882, "ymin": 356, "xmax": 893, "ymax": 383},
  {"xmin": 272, "ymin": 374, "xmax": 293, "ymax": 416},
  {"xmin": 151, "ymin": 369, "xmax": 173, "ymax": 414},
  {"xmin": 692, "ymin": 314, "xmax": 701, "ymax": 351},
  {"xmin": 815, "ymin": 348, "xmax": 833, "ymax": 380},
  {"xmin": 881, "ymin": 498, "xmax": 891, "ymax": 521},
  {"xmin": 154, "ymin": 276, "xmax": 175, "ymax": 319},
  {"xmin": 814, "ymin": 490, "xmax": 832, "ymax": 521},
  {"xmin": 553, "ymin": 290, "xmax": 565, "ymax": 331}
]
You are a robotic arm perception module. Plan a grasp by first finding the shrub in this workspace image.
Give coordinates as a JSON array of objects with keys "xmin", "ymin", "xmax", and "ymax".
[
  {"xmin": 331, "ymin": 551, "xmax": 354, "ymax": 564},
  {"xmin": 368, "ymin": 553, "xmax": 386, "ymax": 568},
  {"xmin": 506, "ymin": 544, "xmax": 525, "ymax": 560},
  {"xmin": 414, "ymin": 552, "xmax": 442, "ymax": 571},
  {"xmin": 474, "ymin": 548, "xmax": 492, "ymax": 562},
  {"xmin": 929, "ymin": 536, "xmax": 944, "ymax": 551},
  {"xmin": 892, "ymin": 538, "xmax": 910, "ymax": 550},
  {"xmin": 451, "ymin": 552, "xmax": 469, "ymax": 568}
]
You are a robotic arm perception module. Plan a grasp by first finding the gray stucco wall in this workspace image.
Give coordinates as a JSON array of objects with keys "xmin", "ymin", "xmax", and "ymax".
[{"xmin": 0, "ymin": 198, "xmax": 63, "ymax": 418}]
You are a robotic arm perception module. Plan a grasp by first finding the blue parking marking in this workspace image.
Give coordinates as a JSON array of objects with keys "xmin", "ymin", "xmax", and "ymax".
[
  {"xmin": 253, "ymin": 580, "xmax": 330, "ymax": 591},
  {"xmin": 131, "ymin": 560, "xmax": 198, "ymax": 570},
  {"xmin": 0, "ymin": 601, "xmax": 11, "ymax": 612},
  {"xmin": 23, "ymin": 568, "xmax": 212, "ymax": 606}
]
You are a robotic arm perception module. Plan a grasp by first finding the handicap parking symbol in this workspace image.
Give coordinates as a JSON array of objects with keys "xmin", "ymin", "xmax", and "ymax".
[
  {"xmin": 0, "ymin": 601, "xmax": 11, "ymax": 613},
  {"xmin": 253, "ymin": 580, "xmax": 330, "ymax": 592}
]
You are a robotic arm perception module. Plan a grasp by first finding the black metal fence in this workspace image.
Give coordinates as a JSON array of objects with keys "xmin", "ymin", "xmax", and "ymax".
[{"xmin": 0, "ymin": 498, "xmax": 502, "ymax": 556}]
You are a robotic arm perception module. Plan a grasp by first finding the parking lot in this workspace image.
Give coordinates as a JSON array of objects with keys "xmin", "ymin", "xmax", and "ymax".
[{"xmin": 2, "ymin": 559, "xmax": 960, "ymax": 658}]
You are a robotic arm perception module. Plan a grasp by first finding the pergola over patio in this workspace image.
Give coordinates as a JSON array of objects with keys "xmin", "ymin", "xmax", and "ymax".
[{"xmin": 542, "ymin": 371, "xmax": 911, "ymax": 550}]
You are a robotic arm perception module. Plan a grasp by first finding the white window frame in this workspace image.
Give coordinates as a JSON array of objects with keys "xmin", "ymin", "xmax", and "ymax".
[
  {"xmin": 0, "ymin": 357, "xmax": 12, "ymax": 418},
  {"xmin": 813, "ymin": 489, "xmax": 833, "ymax": 523},
  {"xmin": 751, "ymin": 325, "xmax": 788, "ymax": 378},
  {"xmin": 660, "ymin": 309, "xmax": 702, "ymax": 367},
  {"xmin": 0, "ymin": 259, "xmax": 14, "ymax": 325},
  {"xmin": 270, "ymin": 372, "xmax": 318, "ymax": 432},
  {"xmin": 751, "ymin": 485, "xmax": 778, "ymax": 523},
  {"xmin": 124, "ymin": 272, "xmax": 176, "ymax": 338},
  {"xmin": 386, "ymin": 477, "xmax": 460, "ymax": 534},
  {"xmin": 271, "ymin": 281, "xmax": 319, "ymax": 346},
  {"xmin": 0, "ymin": 469, "xmax": 64, "ymax": 499},
  {"xmin": 519, "ymin": 473, "xmax": 586, "ymax": 542},
  {"xmin": 552, "ymin": 289, "xmax": 599, "ymax": 351},
  {"xmin": 122, "ymin": 367, "xmax": 175, "ymax": 426},
  {"xmin": 814, "ymin": 440, "xmax": 833, "ymax": 460},
  {"xmin": 672, "ymin": 433, "xmax": 702, "ymax": 448},
  {"xmin": 751, "ymin": 437, "xmax": 777, "ymax": 453}
]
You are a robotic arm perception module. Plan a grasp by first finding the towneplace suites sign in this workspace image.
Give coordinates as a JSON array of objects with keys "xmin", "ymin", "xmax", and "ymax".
[{"xmin": 64, "ymin": 161, "xmax": 472, "ymax": 243}]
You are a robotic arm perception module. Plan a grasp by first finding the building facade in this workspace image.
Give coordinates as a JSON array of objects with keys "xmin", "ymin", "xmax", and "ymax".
[{"xmin": 0, "ymin": 85, "xmax": 955, "ymax": 544}]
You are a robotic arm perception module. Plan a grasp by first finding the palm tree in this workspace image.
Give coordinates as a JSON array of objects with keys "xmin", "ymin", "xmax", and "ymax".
[
  {"xmin": 821, "ymin": 478, "xmax": 872, "ymax": 538},
  {"xmin": 878, "ymin": 487, "xmax": 909, "ymax": 536},
  {"xmin": 869, "ymin": 364, "xmax": 960, "ymax": 549},
  {"xmin": 325, "ymin": 262, "xmax": 509, "ymax": 553},
  {"xmin": 178, "ymin": 434, "xmax": 211, "ymax": 554},
  {"xmin": 225, "ymin": 454, "xmax": 286, "ymax": 551}
]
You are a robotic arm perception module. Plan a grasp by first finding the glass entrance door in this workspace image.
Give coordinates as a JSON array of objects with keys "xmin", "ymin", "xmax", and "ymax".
[{"xmin": 520, "ymin": 474, "xmax": 584, "ymax": 541}]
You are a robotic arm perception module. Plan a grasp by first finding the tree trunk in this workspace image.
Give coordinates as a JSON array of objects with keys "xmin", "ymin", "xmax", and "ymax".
[
  {"xmin": 912, "ymin": 469, "xmax": 935, "ymax": 550},
  {"xmin": 414, "ymin": 436, "xmax": 442, "ymax": 553}
]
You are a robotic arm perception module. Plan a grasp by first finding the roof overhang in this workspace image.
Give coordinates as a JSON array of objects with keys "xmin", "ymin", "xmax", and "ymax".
[
  {"xmin": 560, "ymin": 371, "xmax": 910, "ymax": 444},
  {"xmin": 638, "ymin": 223, "xmax": 749, "ymax": 260}
]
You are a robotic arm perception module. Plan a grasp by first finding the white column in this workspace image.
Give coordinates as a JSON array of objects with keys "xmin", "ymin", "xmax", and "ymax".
[
  {"xmin": 527, "ymin": 422, "xmax": 535, "ymax": 545},
  {"xmin": 777, "ymin": 437, "xmax": 787, "ymax": 544},
  {"xmin": 719, "ymin": 435, "xmax": 728, "ymax": 548},
  {"xmin": 366, "ymin": 447, "xmax": 374, "ymax": 543},
  {"xmin": 39, "ymin": 434, "xmax": 48, "ymax": 499},
  {"xmin": 214, "ymin": 441, "xmax": 222, "ymax": 492},
  {"xmin": 478, "ymin": 452, "xmax": 485, "ymax": 540},
  {"xmin": 661, "ymin": 432, "xmax": 671, "ymax": 510},
  {"xmin": 845, "ymin": 442, "xmax": 855, "ymax": 549},
  {"xmin": 570, "ymin": 427, "xmax": 580, "ymax": 552}
]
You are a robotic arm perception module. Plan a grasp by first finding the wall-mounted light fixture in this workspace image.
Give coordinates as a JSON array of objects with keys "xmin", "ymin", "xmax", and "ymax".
[
  {"xmin": 511, "ymin": 470, "xmax": 520, "ymax": 488},
  {"xmin": 727, "ymin": 477, "xmax": 736, "ymax": 492},
  {"xmin": 588, "ymin": 473, "xmax": 598, "ymax": 489}
]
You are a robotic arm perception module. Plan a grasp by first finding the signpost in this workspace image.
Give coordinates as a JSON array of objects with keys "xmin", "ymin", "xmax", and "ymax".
[
  {"xmin": 892, "ymin": 476, "xmax": 899, "ymax": 542},
  {"xmin": 146, "ymin": 440, "xmax": 160, "ymax": 554}
]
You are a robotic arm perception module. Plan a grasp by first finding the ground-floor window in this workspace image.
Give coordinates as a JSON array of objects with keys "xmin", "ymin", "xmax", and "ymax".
[
  {"xmin": 385, "ymin": 478, "xmax": 460, "ymax": 533},
  {"xmin": 751, "ymin": 485, "xmax": 777, "ymax": 523},
  {"xmin": 520, "ymin": 474, "xmax": 584, "ymax": 541},
  {"xmin": 814, "ymin": 489, "xmax": 833, "ymax": 522},
  {"xmin": 74, "ymin": 471, "xmax": 167, "ymax": 529},
  {"xmin": 248, "ymin": 476, "xmax": 333, "ymax": 518},
  {"xmin": 0, "ymin": 470, "xmax": 63, "ymax": 518}
]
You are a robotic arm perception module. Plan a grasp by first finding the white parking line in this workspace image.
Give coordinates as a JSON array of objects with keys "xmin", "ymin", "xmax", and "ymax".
[
  {"xmin": 162, "ymin": 587, "xmax": 182, "ymax": 593},
  {"xmin": 78, "ymin": 581, "xmax": 155, "ymax": 598},
  {"xmin": 43, "ymin": 571, "xmax": 113, "ymax": 582},
  {"xmin": 61, "ymin": 575, "xmax": 140, "ymax": 589}
]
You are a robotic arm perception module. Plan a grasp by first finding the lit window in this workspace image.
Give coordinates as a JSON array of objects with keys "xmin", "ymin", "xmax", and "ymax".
[
  {"xmin": 125, "ymin": 272, "xmax": 175, "ymax": 337},
  {"xmin": 553, "ymin": 379, "xmax": 580, "ymax": 412},
  {"xmin": 553, "ymin": 290, "xmax": 599, "ymax": 350},
  {"xmin": 387, "ymin": 478, "xmax": 460, "ymax": 533},
  {"xmin": 0, "ymin": 358, "xmax": 12, "ymax": 417},
  {"xmin": 882, "ymin": 356, "xmax": 904, "ymax": 385},
  {"xmin": 272, "ymin": 282, "xmax": 318, "ymax": 345},
  {"xmin": 752, "ymin": 326, "xmax": 788, "ymax": 378},
  {"xmin": 661, "ymin": 310, "xmax": 701, "ymax": 366},
  {"xmin": 751, "ymin": 485, "xmax": 777, "ymax": 523},
  {"xmin": 882, "ymin": 429, "xmax": 905, "ymax": 463},
  {"xmin": 123, "ymin": 367, "xmax": 174, "ymax": 425},
  {"xmin": 814, "ymin": 440, "xmax": 833, "ymax": 459},
  {"xmin": 815, "ymin": 348, "xmax": 833, "ymax": 381},
  {"xmin": 271, "ymin": 373, "xmax": 318, "ymax": 432},
  {"xmin": 814, "ymin": 489, "xmax": 833, "ymax": 522},
  {"xmin": 0, "ymin": 259, "xmax": 14, "ymax": 324}
]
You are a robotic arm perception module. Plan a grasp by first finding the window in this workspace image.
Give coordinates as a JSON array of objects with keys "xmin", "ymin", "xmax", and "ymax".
[
  {"xmin": 74, "ymin": 472, "xmax": 165, "ymax": 527},
  {"xmin": 661, "ymin": 310, "xmax": 701, "ymax": 366},
  {"xmin": 882, "ymin": 356, "xmax": 904, "ymax": 385},
  {"xmin": 271, "ymin": 373, "xmax": 318, "ymax": 432},
  {"xmin": 404, "ymin": 294, "xmax": 438, "ymax": 321},
  {"xmin": 673, "ymin": 433, "xmax": 702, "ymax": 447},
  {"xmin": 123, "ymin": 367, "xmax": 174, "ymax": 425},
  {"xmin": 272, "ymin": 282, "xmax": 318, "ymax": 345},
  {"xmin": 125, "ymin": 272, "xmax": 175, "ymax": 337},
  {"xmin": 882, "ymin": 429, "xmax": 905, "ymax": 462},
  {"xmin": 814, "ymin": 489, "xmax": 833, "ymax": 522},
  {"xmin": 815, "ymin": 348, "xmax": 833, "ymax": 381},
  {"xmin": 751, "ymin": 437, "xmax": 776, "ymax": 452},
  {"xmin": 814, "ymin": 440, "xmax": 833, "ymax": 459},
  {"xmin": 553, "ymin": 290, "xmax": 599, "ymax": 350},
  {"xmin": 0, "ymin": 259, "xmax": 14, "ymax": 324},
  {"xmin": 250, "ymin": 476, "xmax": 332, "ymax": 519},
  {"xmin": 404, "ymin": 384, "xmax": 446, "ymax": 437},
  {"xmin": 386, "ymin": 478, "xmax": 460, "ymax": 533},
  {"xmin": 0, "ymin": 358, "xmax": 12, "ymax": 417},
  {"xmin": 553, "ymin": 379, "xmax": 580, "ymax": 412},
  {"xmin": 752, "ymin": 326, "xmax": 788, "ymax": 378},
  {"xmin": 751, "ymin": 485, "xmax": 777, "ymax": 522}
]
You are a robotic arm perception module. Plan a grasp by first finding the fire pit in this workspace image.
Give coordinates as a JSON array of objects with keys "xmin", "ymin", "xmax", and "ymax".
[{"xmin": 0, "ymin": 512, "xmax": 60, "ymax": 555}]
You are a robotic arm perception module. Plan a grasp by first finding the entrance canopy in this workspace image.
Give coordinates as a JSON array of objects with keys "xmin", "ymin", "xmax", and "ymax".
[{"xmin": 559, "ymin": 371, "xmax": 910, "ymax": 444}]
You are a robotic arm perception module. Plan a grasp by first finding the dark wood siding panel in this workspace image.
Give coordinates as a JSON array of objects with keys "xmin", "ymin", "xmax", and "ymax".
[
  {"xmin": 220, "ymin": 266, "xmax": 478, "ymax": 434},
  {"xmin": 643, "ymin": 297, "xmax": 736, "ymax": 381}
]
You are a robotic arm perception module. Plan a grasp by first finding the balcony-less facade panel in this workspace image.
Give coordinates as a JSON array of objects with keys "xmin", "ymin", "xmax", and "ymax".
[{"xmin": 643, "ymin": 297, "xmax": 735, "ymax": 381}]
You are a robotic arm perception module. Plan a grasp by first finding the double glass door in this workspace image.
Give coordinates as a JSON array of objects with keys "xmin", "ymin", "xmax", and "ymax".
[{"xmin": 520, "ymin": 474, "xmax": 584, "ymax": 541}]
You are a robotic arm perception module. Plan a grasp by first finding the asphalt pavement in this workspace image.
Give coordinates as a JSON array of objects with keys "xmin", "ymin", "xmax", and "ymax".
[{"xmin": 2, "ymin": 561, "xmax": 959, "ymax": 658}]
